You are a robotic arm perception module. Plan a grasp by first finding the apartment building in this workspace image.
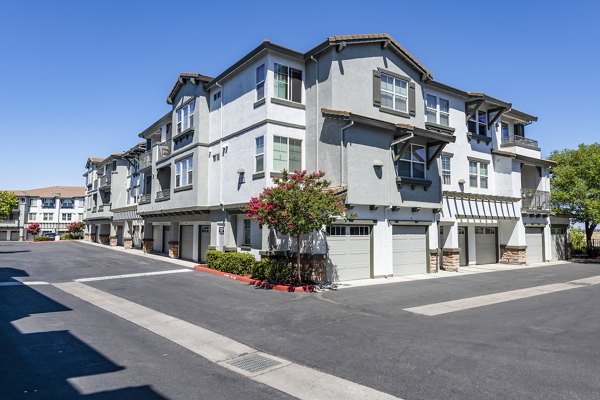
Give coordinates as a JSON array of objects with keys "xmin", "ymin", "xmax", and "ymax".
[
  {"xmin": 1, "ymin": 186, "xmax": 85, "ymax": 241},
  {"xmin": 83, "ymin": 144, "xmax": 145, "ymax": 248},
  {"xmin": 84, "ymin": 34, "xmax": 568, "ymax": 281}
]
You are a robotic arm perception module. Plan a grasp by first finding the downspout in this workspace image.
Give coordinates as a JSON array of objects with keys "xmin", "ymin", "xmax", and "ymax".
[
  {"xmin": 309, "ymin": 55, "xmax": 319, "ymax": 171},
  {"xmin": 340, "ymin": 121, "xmax": 354, "ymax": 186},
  {"xmin": 215, "ymin": 82, "xmax": 224, "ymax": 211}
]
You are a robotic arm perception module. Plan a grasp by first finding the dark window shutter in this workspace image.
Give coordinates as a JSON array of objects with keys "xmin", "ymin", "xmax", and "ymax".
[
  {"xmin": 373, "ymin": 70, "xmax": 381, "ymax": 106},
  {"xmin": 408, "ymin": 82, "xmax": 416, "ymax": 116}
]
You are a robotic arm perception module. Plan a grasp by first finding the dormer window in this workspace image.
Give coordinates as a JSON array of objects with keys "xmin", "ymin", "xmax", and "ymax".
[
  {"xmin": 176, "ymin": 99, "xmax": 195, "ymax": 134},
  {"xmin": 468, "ymin": 110, "xmax": 488, "ymax": 136}
]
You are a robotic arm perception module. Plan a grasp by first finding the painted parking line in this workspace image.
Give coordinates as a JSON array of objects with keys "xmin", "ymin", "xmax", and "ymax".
[
  {"xmin": 74, "ymin": 269, "xmax": 192, "ymax": 282},
  {"xmin": 54, "ymin": 281, "xmax": 399, "ymax": 400},
  {"xmin": 404, "ymin": 275, "xmax": 600, "ymax": 316}
]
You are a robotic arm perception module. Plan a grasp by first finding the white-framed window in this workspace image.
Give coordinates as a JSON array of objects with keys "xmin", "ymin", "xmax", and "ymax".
[
  {"xmin": 29, "ymin": 198, "xmax": 37, "ymax": 207},
  {"xmin": 43, "ymin": 213, "xmax": 52, "ymax": 221},
  {"xmin": 42, "ymin": 199, "xmax": 55, "ymax": 209},
  {"xmin": 273, "ymin": 136, "xmax": 302, "ymax": 172},
  {"xmin": 78, "ymin": 213, "xmax": 83, "ymax": 220},
  {"xmin": 274, "ymin": 63, "xmax": 302, "ymax": 103},
  {"xmin": 61, "ymin": 199, "xmax": 74, "ymax": 209},
  {"xmin": 468, "ymin": 110, "xmax": 488, "ymax": 136},
  {"xmin": 175, "ymin": 156, "xmax": 193, "ymax": 188},
  {"xmin": 426, "ymin": 94, "xmax": 450, "ymax": 126},
  {"xmin": 256, "ymin": 64, "xmax": 265, "ymax": 100},
  {"xmin": 255, "ymin": 136, "xmax": 264, "ymax": 173},
  {"xmin": 397, "ymin": 144, "xmax": 426, "ymax": 179},
  {"xmin": 28, "ymin": 213, "xmax": 36, "ymax": 220},
  {"xmin": 176, "ymin": 99, "xmax": 195, "ymax": 134},
  {"xmin": 62, "ymin": 213, "xmax": 72, "ymax": 221},
  {"xmin": 441, "ymin": 154, "xmax": 451, "ymax": 185},
  {"xmin": 380, "ymin": 74, "xmax": 408, "ymax": 113},
  {"xmin": 469, "ymin": 161, "xmax": 489, "ymax": 188},
  {"xmin": 243, "ymin": 219, "xmax": 251, "ymax": 246},
  {"xmin": 325, "ymin": 226, "xmax": 345, "ymax": 236}
]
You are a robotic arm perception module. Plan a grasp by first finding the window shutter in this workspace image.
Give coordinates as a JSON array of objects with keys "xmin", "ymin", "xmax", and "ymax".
[
  {"xmin": 373, "ymin": 70, "xmax": 381, "ymax": 106},
  {"xmin": 408, "ymin": 82, "xmax": 416, "ymax": 116}
]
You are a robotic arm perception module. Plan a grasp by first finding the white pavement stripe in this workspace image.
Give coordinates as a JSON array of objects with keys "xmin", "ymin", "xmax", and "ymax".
[
  {"xmin": 405, "ymin": 276, "xmax": 600, "ymax": 316},
  {"xmin": 74, "ymin": 269, "xmax": 191, "ymax": 282},
  {"xmin": 53, "ymin": 282, "xmax": 400, "ymax": 400},
  {"xmin": 0, "ymin": 281, "xmax": 50, "ymax": 287}
]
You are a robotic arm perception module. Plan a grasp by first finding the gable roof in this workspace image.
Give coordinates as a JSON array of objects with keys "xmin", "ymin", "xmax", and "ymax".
[
  {"xmin": 7, "ymin": 186, "xmax": 86, "ymax": 198},
  {"xmin": 305, "ymin": 34, "xmax": 433, "ymax": 81},
  {"xmin": 166, "ymin": 72, "xmax": 213, "ymax": 105}
]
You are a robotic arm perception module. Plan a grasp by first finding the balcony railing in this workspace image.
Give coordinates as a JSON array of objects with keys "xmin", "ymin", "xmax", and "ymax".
[
  {"xmin": 157, "ymin": 140, "xmax": 172, "ymax": 161},
  {"xmin": 156, "ymin": 189, "xmax": 170, "ymax": 201},
  {"xmin": 99, "ymin": 175, "xmax": 111, "ymax": 189},
  {"xmin": 502, "ymin": 135, "xmax": 539, "ymax": 150},
  {"xmin": 521, "ymin": 188, "xmax": 550, "ymax": 211},
  {"xmin": 92, "ymin": 206, "xmax": 97, "ymax": 212},
  {"xmin": 0, "ymin": 219, "xmax": 19, "ymax": 227},
  {"xmin": 138, "ymin": 193, "xmax": 151, "ymax": 204},
  {"xmin": 139, "ymin": 150, "xmax": 153, "ymax": 171},
  {"xmin": 93, "ymin": 179, "xmax": 98, "ymax": 190},
  {"xmin": 97, "ymin": 204, "xmax": 111, "ymax": 212}
]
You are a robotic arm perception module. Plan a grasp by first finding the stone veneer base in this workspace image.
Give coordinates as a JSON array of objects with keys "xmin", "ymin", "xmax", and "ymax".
[{"xmin": 500, "ymin": 246, "xmax": 527, "ymax": 264}]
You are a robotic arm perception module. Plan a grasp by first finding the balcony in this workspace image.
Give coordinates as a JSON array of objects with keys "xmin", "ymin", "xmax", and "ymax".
[
  {"xmin": 501, "ymin": 135, "xmax": 539, "ymax": 150},
  {"xmin": 157, "ymin": 140, "xmax": 172, "ymax": 161},
  {"xmin": 92, "ymin": 206, "xmax": 97, "ymax": 212},
  {"xmin": 41, "ymin": 203, "xmax": 56, "ymax": 209},
  {"xmin": 155, "ymin": 189, "xmax": 170, "ymax": 201},
  {"xmin": 138, "ymin": 193, "xmax": 151, "ymax": 205},
  {"xmin": 0, "ymin": 219, "xmax": 19, "ymax": 227},
  {"xmin": 93, "ymin": 179, "xmax": 98, "ymax": 190},
  {"xmin": 99, "ymin": 175, "xmax": 111, "ymax": 190},
  {"xmin": 97, "ymin": 204, "xmax": 111, "ymax": 212},
  {"xmin": 139, "ymin": 151, "xmax": 153, "ymax": 171},
  {"xmin": 521, "ymin": 188, "xmax": 549, "ymax": 211}
]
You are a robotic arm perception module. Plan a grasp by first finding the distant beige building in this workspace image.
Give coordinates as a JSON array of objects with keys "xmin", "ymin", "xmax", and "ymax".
[{"xmin": 1, "ymin": 186, "xmax": 86, "ymax": 241}]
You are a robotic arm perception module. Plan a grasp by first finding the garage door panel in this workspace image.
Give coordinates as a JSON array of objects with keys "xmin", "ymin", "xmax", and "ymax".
[
  {"xmin": 475, "ymin": 227, "xmax": 497, "ymax": 265},
  {"xmin": 392, "ymin": 226, "xmax": 427, "ymax": 276},
  {"xmin": 526, "ymin": 227, "xmax": 544, "ymax": 264},
  {"xmin": 327, "ymin": 226, "xmax": 371, "ymax": 282},
  {"xmin": 180, "ymin": 225, "xmax": 194, "ymax": 261}
]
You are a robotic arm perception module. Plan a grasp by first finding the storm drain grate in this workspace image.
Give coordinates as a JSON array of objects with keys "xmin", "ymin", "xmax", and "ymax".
[{"xmin": 227, "ymin": 354, "xmax": 282, "ymax": 373}]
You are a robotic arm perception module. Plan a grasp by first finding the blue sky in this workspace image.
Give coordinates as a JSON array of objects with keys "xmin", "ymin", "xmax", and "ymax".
[{"xmin": 1, "ymin": 0, "xmax": 598, "ymax": 189}]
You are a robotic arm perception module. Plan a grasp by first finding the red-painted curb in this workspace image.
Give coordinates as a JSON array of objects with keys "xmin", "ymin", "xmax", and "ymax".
[{"xmin": 193, "ymin": 265, "xmax": 315, "ymax": 293}]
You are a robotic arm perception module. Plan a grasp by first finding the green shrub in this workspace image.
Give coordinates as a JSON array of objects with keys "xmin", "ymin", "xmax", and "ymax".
[
  {"xmin": 60, "ymin": 233, "xmax": 75, "ymax": 240},
  {"xmin": 571, "ymin": 229, "xmax": 587, "ymax": 254},
  {"xmin": 206, "ymin": 250, "xmax": 256, "ymax": 276},
  {"xmin": 34, "ymin": 236, "xmax": 52, "ymax": 242},
  {"xmin": 251, "ymin": 257, "xmax": 293, "ymax": 284}
]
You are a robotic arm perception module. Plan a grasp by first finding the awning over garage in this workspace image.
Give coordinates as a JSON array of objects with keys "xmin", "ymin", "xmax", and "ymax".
[{"xmin": 442, "ymin": 191, "xmax": 520, "ymax": 220}]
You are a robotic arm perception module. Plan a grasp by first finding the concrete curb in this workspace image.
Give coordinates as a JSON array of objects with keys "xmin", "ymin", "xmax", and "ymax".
[{"xmin": 193, "ymin": 265, "xmax": 315, "ymax": 293}]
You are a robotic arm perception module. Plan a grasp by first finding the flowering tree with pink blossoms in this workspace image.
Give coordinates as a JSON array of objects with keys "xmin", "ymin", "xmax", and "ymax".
[{"xmin": 245, "ymin": 170, "xmax": 347, "ymax": 283}]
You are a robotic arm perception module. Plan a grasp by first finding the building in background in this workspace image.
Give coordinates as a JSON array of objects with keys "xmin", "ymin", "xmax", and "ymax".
[{"xmin": 0, "ymin": 186, "xmax": 85, "ymax": 241}]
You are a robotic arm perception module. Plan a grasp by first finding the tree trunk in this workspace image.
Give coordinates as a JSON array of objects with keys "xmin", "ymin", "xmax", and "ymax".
[
  {"xmin": 585, "ymin": 222, "xmax": 597, "ymax": 258},
  {"xmin": 296, "ymin": 233, "xmax": 302, "ymax": 283}
]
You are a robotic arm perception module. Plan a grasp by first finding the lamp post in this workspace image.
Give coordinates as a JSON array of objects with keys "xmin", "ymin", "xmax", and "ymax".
[{"xmin": 56, "ymin": 193, "xmax": 61, "ymax": 239}]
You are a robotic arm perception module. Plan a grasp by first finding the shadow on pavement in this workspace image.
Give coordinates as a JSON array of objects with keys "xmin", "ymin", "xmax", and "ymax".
[{"xmin": 0, "ymin": 267, "xmax": 166, "ymax": 399}]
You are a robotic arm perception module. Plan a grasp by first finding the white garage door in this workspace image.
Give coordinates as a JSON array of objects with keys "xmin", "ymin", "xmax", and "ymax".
[
  {"xmin": 526, "ymin": 227, "xmax": 544, "ymax": 264},
  {"xmin": 392, "ymin": 226, "xmax": 427, "ymax": 276},
  {"xmin": 153, "ymin": 225, "xmax": 162, "ymax": 252},
  {"xmin": 475, "ymin": 227, "xmax": 497, "ymax": 265},
  {"xmin": 10, "ymin": 231, "xmax": 18, "ymax": 241},
  {"xmin": 551, "ymin": 227, "xmax": 566, "ymax": 261},
  {"xmin": 326, "ymin": 225, "xmax": 371, "ymax": 282},
  {"xmin": 180, "ymin": 225, "xmax": 194, "ymax": 261},
  {"xmin": 0, "ymin": 231, "xmax": 7, "ymax": 241}
]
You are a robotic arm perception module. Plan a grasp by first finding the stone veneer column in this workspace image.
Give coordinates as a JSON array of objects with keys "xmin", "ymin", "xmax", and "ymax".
[
  {"xmin": 168, "ymin": 241, "xmax": 179, "ymax": 259},
  {"xmin": 109, "ymin": 236, "xmax": 118, "ymax": 246},
  {"xmin": 123, "ymin": 238, "xmax": 133, "ymax": 249},
  {"xmin": 500, "ymin": 245, "xmax": 527, "ymax": 264},
  {"xmin": 84, "ymin": 233, "xmax": 91, "ymax": 242},
  {"xmin": 428, "ymin": 249, "xmax": 439, "ymax": 273},
  {"xmin": 99, "ymin": 234, "xmax": 110, "ymax": 245},
  {"xmin": 442, "ymin": 248, "xmax": 461, "ymax": 272},
  {"xmin": 142, "ymin": 238, "xmax": 153, "ymax": 253}
]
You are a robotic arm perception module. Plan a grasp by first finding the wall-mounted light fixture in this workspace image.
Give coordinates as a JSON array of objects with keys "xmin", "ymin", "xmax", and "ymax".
[
  {"xmin": 458, "ymin": 179, "xmax": 466, "ymax": 185},
  {"xmin": 373, "ymin": 160, "xmax": 384, "ymax": 167}
]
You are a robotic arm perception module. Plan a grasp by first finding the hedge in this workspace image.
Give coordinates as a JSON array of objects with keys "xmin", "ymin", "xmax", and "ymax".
[
  {"xmin": 34, "ymin": 236, "xmax": 53, "ymax": 242},
  {"xmin": 206, "ymin": 250, "xmax": 294, "ymax": 284}
]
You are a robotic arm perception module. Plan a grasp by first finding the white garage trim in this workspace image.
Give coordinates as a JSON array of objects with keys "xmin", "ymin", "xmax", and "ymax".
[
  {"xmin": 326, "ymin": 225, "xmax": 372, "ymax": 282},
  {"xmin": 475, "ymin": 227, "xmax": 497, "ymax": 265},
  {"xmin": 525, "ymin": 227, "xmax": 544, "ymax": 264}
]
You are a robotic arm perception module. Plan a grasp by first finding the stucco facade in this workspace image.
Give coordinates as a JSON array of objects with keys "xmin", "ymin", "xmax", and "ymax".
[{"xmin": 83, "ymin": 34, "xmax": 567, "ymax": 280}]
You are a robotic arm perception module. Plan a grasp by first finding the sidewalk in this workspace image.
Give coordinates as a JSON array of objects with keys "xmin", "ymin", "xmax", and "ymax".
[{"xmin": 77, "ymin": 240, "xmax": 572, "ymax": 291}]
